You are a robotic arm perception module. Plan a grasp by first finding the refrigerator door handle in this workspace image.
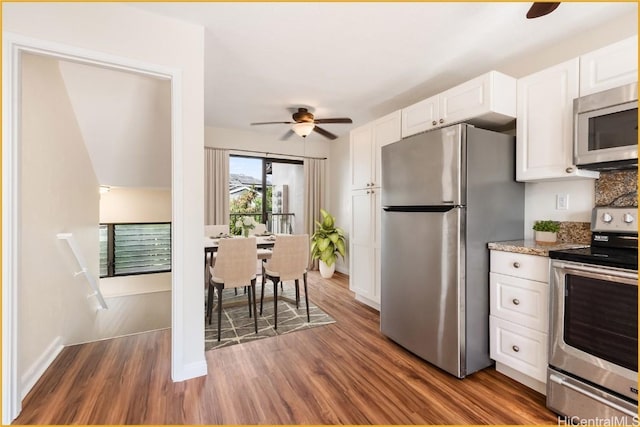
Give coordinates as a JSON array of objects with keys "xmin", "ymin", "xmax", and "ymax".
[{"xmin": 383, "ymin": 205, "xmax": 458, "ymax": 213}]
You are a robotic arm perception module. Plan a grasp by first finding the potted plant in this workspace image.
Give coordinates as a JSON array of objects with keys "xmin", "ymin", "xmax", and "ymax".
[
  {"xmin": 235, "ymin": 216, "xmax": 256, "ymax": 237},
  {"xmin": 311, "ymin": 209, "xmax": 346, "ymax": 278},
  {"xmin": 533, "ymin": 220, "xmax": 560, "ymax": 244}
]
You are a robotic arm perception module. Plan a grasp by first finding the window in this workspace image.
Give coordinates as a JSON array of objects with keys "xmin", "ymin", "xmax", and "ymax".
[
  {"xmin": 229, "ymin": 155, "xmax": 303, "ymax": 235},
  {"xmin": 99, "ymin": 223, "xmax": 171, "ymax": 277}
]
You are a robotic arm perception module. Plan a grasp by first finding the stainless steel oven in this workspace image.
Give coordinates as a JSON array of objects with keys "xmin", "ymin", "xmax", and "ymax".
[
  {"xmin": 548, "ymin": 207, "xmax": 638, "ymax": 424},
  {"xmin": 574, "ymin": 82, "xmax": 638, "ymax": 170}
]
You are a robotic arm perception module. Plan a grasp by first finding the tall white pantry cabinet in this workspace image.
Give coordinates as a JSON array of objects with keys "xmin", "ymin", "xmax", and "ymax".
[{"xmin": 349, "ymin": 110, "xmax": 402, "ymax": 309}]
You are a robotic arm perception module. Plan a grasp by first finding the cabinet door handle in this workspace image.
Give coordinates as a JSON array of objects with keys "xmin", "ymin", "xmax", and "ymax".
[
  {"xmin": 512, "ymin": 262, "xmax": 520, "ymax": 268},
  {"xmin": 370, "ymin": 190, "xmax": 375, "ymax": 194},
  {"xmin": 512, "ymin": 298, "xmax": 520, "ymax": 306},
  {"xmin": 432, "ymin": 120, "xmax": 437, "ymax": 126},
  {"xmin": 439, "ymin": 118, "xmax": 444, "ymax": 124},
  {"xmin": 512, "ymin": 345, "xmax": 520, "ymax": 353},
  {"xmin": 566, "ymin": 167, "xmax": 575, "ymax": 173},
  {"xmin": 366, "ymin": 190, "xmax": 370, "ymax": 194}
]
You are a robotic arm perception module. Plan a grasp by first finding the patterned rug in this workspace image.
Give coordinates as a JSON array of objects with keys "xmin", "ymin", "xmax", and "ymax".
[{"xmin": 205, "ymin": 281, "xmax": 335, "ymax": 351}]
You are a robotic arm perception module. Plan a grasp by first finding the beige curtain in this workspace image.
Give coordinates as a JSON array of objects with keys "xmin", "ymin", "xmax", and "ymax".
[
  {"xmin": 304, "ymin": 158, "xmax": 325, "ymax": 270},
  {"xmin": 204, "ymin": 148, "xmax": 230, "ymax": 225}
]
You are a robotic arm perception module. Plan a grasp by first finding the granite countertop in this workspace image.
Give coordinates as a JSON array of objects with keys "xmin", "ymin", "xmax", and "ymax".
[{"xmin": 487, "ymin": 240, "xmax": 590, "ymax": 257}]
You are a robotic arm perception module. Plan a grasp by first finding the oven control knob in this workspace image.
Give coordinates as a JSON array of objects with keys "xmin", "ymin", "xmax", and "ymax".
[
  {"xmin": 602, "ymin": 213, "xmax": 613, "ymax": 223},
  {"xmin": 623, "ymin": 213, "xmax": 634, "ymax": 224}
]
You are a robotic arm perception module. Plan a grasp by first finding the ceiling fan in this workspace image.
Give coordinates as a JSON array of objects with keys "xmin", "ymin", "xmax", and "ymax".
[
  {"xmin": 526, "ymin": 2, "xmax": 560, "ymax": 19},
  {"xmin": 251, "ymin": 107, "xmax": 353, "ymax": 140}
]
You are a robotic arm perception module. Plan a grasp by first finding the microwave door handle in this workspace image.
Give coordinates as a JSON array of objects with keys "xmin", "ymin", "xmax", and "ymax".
[
  {"xmin": 549, "ymin": 374, "xmax": 638, "ymax": 419},
  {"xmin": 555, "ymin": 262, "xmax": 638, "ymax": 281}
]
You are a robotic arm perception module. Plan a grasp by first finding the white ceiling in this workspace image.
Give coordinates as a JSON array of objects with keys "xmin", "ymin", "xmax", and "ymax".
[{"xmin": 131, "ymin": 1, "xmax": 637, "ymax": 140}]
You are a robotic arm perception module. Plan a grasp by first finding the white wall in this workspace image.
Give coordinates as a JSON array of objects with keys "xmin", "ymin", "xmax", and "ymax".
[
  {"xmin": 58, "ymin": 61, "xmax": 172, "ymax": 188},
  {"xmin": 19, "ymin": 53, "xmax": 101, "ymax": 397},
  {"xmin": 100, "ymin": 187, "xmax": 171, "ymax": 223},
  {"xmin": 328, "ymin": 135, "xmax": 350, "ymax": 274},
  {"xmin": 5, "ymin": 1, "xmax": 205, "ymax": 389},
  {"xmin": 524, "ymin": 180, "xmax": 594, "ymax": 240}
]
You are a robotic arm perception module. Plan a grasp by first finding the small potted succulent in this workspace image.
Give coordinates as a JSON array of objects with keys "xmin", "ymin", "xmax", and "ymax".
[
  {"xmin": 533, "ymin": 220, "xmax": 560, "ymax": 244},
  {"xmin": 311, "ymin": 209, "xmax": 346, "ymax": 278}
]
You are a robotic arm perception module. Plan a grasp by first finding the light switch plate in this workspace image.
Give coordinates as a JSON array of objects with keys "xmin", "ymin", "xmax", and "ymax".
[{"xmin": 556, "ymin": 193, "xmax": 569, "ymax": 210}]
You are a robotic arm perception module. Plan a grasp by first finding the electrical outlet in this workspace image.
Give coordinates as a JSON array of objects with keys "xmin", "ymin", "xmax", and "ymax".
[{"xmin": 556, "ymin": 193, "xmax": 569, "ymax": 210}]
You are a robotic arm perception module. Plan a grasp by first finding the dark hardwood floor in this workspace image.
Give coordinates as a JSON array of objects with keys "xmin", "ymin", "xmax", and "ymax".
[{"xmin": 14, "ymin": 271, "xmax": 558, "ymax": 424}]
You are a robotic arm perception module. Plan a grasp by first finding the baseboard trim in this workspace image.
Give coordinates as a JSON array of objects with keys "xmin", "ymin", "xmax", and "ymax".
[
  {"xmin": 354, "ymin": 294, "xmax": 380, "ymax": 311},
  {"xmin": 496, "ymin": 362, "xmax": 547, "ymax": 395},
  {"xmin": 172, "ymin": 359, "xmax": 207, "ymax": 382},
  {"xmin": 21, "ymin": 336, "xmax": 64, "ymax": 400}
]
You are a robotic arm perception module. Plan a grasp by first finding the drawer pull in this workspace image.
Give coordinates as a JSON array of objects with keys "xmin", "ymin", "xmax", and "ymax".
[
  {"xmin": 512, "ymin": 262, "xmax": 520, "ymax": 268},
  {"xmin": 512, "ymin": 298, "xmax": 520, "ymax": 306},
  {"xmin": 512, "ymin": 345, "xmax": 520, "ymax": 353}
]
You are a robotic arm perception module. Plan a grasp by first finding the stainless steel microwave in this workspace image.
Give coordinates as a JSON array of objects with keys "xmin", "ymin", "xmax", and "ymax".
[{"xmin": 574, "ymin": 82, "xmax": 638, "ymax": 170}]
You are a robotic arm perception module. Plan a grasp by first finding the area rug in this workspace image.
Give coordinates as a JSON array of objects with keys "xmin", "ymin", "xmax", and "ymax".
[{"xmin": 205, "ymin": 282, "xmax": 335, "ymax": 351}]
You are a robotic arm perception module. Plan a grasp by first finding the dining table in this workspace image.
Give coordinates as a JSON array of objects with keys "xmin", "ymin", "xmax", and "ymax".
[{"xmin": 204, "ymin": 234, "xmax": 277, "ymax": 254}]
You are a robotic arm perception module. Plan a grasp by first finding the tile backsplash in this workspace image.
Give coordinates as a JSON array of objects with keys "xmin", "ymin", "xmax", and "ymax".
[
  {"xmin": 556, "ymin": 168, "xmax": 637, "ymax": 244},
  {"xmin": 594, "ymin": 169, "xmax": 638, "ymax": 207}
]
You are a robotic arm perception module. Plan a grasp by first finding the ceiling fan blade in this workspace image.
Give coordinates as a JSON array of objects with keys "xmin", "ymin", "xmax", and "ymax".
[
  {"xmin": 250, "ymin": 121, "xmax": 294, "ymax": 125},
  {"xmin": 526, "ymin": 2, "xmax": 560, "ymax": 19},
  {"xmin": 313, "ymin": 125, "xmax": 338, "ymax": 140},
  {"xmin": 314, "ymin": 118, "xmax": 353, "ymax": 124},
  {"xmin": 280, "ymin": 129, "xmax": 295, "ymax": 140}
]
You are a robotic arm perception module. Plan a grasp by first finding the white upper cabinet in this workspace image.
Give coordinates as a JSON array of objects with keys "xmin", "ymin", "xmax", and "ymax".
[
  {"xmin": 401, "ymin": 71, "xmax": 516, "ymax": 138},
  {"xmin": 580, "ymin": 35, "xmax": 638, "ymax": 96},
  {"xmin": 516, "ymin": 58, "xmax": 599, "ymax": 182},
  {"xmin": 350, "ymin": 110, "xmax": 401, "ymax": 190},
  {"xmin": 350, "ymin": 125, "xmax": 373, "ymax": 190},
  {"xmin": 401, "ymin": 94, "xmax": 439, "ymax": 137}
]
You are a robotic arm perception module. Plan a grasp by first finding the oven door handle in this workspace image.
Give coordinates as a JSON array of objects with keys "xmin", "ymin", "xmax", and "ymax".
[
  {"xmin": 549, "ymin": 374, "xmax": 638, "ymax": 418},
  {"xmin": 554, "ymin": 261, "xmax": 638, "ymax": 281}
]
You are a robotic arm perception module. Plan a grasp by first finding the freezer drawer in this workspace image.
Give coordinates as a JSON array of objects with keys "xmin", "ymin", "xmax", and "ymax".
[{"xmin": 380, "ymin": 206, "xmax": 464, "ymax": 377}]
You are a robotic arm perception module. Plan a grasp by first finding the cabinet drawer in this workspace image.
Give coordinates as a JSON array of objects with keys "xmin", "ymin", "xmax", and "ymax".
[
  {"xmin": 490, "ymin": 273, "xmax": 549, "ymax": 332},
  {"xmin": 490, "ymin": 251, "xmax": 549, "ymax": 282},
  {"xmin": 490, "ymin": 316, "xmax": 548, "ymax": 382}
]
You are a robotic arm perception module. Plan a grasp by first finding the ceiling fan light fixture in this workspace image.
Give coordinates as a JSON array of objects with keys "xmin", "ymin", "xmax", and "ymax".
[{"xmin": 292, "ymin": 122, "xmax": 315, "ymax": 138}]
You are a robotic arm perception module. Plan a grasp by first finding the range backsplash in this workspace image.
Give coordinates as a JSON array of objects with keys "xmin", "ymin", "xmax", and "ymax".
[
  {"xmin": 556, "ymin": 169, "xmax": 637, "ymax": 244},
  {"xmin": 595, "ymin": 169, "xmax": 638, "ymax": 207}
]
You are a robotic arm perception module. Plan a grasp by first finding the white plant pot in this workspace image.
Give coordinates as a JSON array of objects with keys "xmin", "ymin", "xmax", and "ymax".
[
  {"xmin": 535, "ymin": 231, "xmax": 557, "ymax": 244},
  {"xmin": 319, "ymin": 260, "xmax": 336, "ymax": 279}
]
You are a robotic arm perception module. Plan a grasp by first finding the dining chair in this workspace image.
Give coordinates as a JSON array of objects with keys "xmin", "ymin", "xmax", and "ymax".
[
  {"xmin": 208, "ymin": 237, "xmax": 258, "ymax": 341},
  {"xmin": 260, "ymin": 234, "xmax": 310, "ymax": 329},
  {"xmin": 204, "ymin": 224, "xmax": 229, "ymax": 286}
]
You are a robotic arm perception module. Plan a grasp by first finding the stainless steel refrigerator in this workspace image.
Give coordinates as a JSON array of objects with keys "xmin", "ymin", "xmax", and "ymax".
[{"xmin": 380, "ymin": 123, "xmax": 524, "ymax": 378}]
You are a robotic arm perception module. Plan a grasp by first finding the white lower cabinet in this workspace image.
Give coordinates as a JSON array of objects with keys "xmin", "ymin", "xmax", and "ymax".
[
  {"xmin": 489, "ymin": 250, "xmax": 550, "ymax": 394},
  {"xmin": 490, "ymin": 316, "xmax": 548, "ymax": 382}
]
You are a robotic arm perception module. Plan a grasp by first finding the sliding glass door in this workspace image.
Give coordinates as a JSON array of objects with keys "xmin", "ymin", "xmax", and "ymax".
[{"xmin": 229, "ymin": 155, "xmax": 302, "ymax": 234}]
